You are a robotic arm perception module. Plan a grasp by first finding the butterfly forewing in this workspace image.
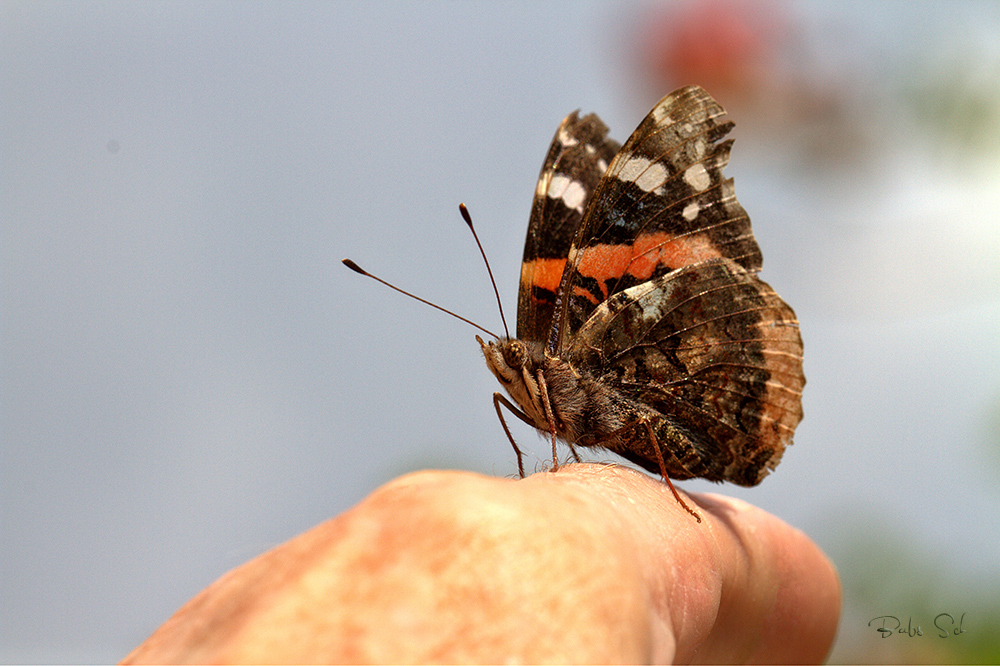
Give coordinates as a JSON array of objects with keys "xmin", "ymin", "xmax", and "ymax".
[
  {"xmin": 517, "ymin": 112, "xmax": 621, "ymax": 344},
  {"xmin": 553, "ymin": 86, "xmax": 764, "ymax": 350}
]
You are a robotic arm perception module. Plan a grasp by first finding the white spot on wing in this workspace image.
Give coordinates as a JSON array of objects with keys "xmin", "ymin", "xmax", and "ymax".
[
  {"xmin": 617, "ymin": 154, "xmax": 650, "ymax": 183},
  {"xmin": 682, "ymin": 201, "xmax": 700, "ymax": 221},
  {"xmin": 641, "ymin": 298, "xmax": 663, "ymax": 323},
  {"xmin": 617, "ymin": 154, "xmax": 668, "ymax": 193},
  {"xmin": 635, "ymin": 161, "xmax": 668, "ymax": 192},
  {"xmin": 562, "ymin": 181, "xmax": 586, "ymax": 211},
  {"xmin": 618, "ymin": 281, "xmax": 663, "ymax": 323},
  {"xmin": 652, "ymin": 102, "xmax": 673, "ymax": 124},
  {"xmin": 684, "ymin": 163, "xmax": 711, "ymax": 191},
  {"xmin": 557, "ymin": 127, "xmax": 579, "ymax": 148},
  {"xmin": 548, "ymin": 174, "xmax": 586, "ymax": 212}
]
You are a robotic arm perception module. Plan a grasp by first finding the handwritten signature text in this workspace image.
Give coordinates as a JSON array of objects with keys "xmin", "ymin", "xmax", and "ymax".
[{"xmin": 868, "ymin": 613, "xmax": 967, "ymax": 639}]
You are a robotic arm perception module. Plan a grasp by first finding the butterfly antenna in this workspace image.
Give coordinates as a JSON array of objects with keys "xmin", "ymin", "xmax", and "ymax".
[
  {"xmin": 342, "ymin": 259, "xmax": 500, "ymax": 340},
  {"xmin": 459, "ymin": 203, "xmax": 510, "ymax": 338}
]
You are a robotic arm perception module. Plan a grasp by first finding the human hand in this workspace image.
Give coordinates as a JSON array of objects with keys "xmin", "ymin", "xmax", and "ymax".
[{"xmin": 122, "ymin": 464, "xmax": 840, "ymax": 664}]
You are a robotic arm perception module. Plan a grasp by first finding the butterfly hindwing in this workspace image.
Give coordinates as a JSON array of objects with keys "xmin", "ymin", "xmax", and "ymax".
[
  {"xmin": 568, "ymin": 258, "xmax": 804, "ymax": 485},
  {"xmin": 517, "ymin": 111, "xmax": 620, "ymax": 344}
]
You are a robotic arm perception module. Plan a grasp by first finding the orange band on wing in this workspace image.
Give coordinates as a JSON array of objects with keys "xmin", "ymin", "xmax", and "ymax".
[
  {"xmin": 521, "ymin": 257, "xmax": 566, "ymax": 294},
  {"xmin": 577, "ymin": 232, "xmax": 724, "ymax": 284},
  {"xmin": 524, "ymin": 233, "xmax": 725, "ymax": 310}
]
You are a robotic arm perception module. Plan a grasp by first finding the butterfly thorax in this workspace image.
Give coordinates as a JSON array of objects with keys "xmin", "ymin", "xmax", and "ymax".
[{"xmin": 478, "ymin": 335, "xmax": 628, "ymax": 446}]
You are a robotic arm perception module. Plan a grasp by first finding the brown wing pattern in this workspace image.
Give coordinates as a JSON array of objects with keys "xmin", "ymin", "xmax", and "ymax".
[
  {"xmin": 568, "ymin": 258, "xmax": 804, "ymax": 485},
  {"xmin": 517, "ymin": 111, "xmax": 620, "ymax": 343},
  {"xmin": 553, "ymin": 86, "xmax": 762, "ymax": 352}
]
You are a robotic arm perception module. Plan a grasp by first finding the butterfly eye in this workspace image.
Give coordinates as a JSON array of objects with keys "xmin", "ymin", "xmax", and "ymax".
[{"xmin": 503, "ymin": 341, "xmax": 526, "ymax": 369}]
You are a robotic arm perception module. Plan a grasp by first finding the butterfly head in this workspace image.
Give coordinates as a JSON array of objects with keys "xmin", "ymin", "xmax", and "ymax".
[{"xmin": 477, "ymin": 335, "xmax": 549, "ymax": 429}]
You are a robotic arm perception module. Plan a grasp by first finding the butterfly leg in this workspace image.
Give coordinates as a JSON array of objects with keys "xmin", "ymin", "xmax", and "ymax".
[
  {"xmin": 583, "ymin": 418, "xmax": 702, "ymax": 523},
  {"xmin": 566, "ymin": 443, "xmax": 583, "ymax": 464},
  {"xmin": 492, "ymin": 387, "xmax": 564, "ymax": 476},
  {"xmin": 492, "ymin": 393, "xmax": 532, "ymax": 478},
  {"xmin": 642, "ymin": 420, "xmax": 702, "ymax": 523},
  {"xmin": 534, "ymin": 370, "xmax": 560, "ymax": 472}
]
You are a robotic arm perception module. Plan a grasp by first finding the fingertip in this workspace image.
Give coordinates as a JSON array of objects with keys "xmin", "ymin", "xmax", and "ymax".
[
  {"xmin": 693, "ymin": 493, "xmax": 842, "ymax": 664},
  {"xmin": 766, "ymin": 522, "xmax": 842, "ymax": 663}
]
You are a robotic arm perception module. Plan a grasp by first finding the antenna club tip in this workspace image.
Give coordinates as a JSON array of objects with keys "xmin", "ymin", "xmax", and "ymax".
[
  {"xmin": 342, "ymin": 258, "xmax": 366, "ymax": 274},
  {"xmin": 458, "ymin": 202, "xmax": 473, "ymax": 227}
]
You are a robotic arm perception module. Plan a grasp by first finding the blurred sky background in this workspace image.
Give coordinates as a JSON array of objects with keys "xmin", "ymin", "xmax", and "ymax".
[{"xmin": 3, "ymin": 1, "xmax": 999, "ymax": 662}]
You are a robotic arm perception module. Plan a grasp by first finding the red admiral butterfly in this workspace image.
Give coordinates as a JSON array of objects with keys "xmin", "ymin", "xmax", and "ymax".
[{"xmin": 347, "ymin": 86, "xmax": 804, "ymax": 521}]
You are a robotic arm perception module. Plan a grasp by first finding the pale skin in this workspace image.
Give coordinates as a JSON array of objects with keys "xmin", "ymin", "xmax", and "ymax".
[{"xmin": 121, "ymin": 463, "xmax": 841, "ymax": 664}]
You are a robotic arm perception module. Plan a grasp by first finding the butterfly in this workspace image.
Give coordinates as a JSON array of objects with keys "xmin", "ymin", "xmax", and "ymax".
[{"xmin": 477, "ymin": 86, "xmax": 804, "ymax": 520}]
